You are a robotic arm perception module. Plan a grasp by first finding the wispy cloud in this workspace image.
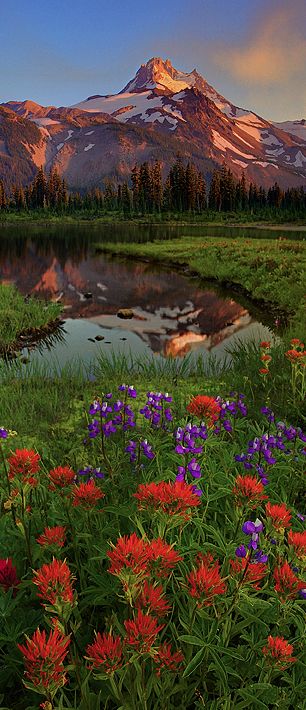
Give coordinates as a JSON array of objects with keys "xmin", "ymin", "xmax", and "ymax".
[{"xmin": 214, "ymin": 0, "xmax": 306, "ymax": 85}]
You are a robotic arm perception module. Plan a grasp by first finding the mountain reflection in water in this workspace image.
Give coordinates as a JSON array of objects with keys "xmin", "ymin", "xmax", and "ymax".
[{"xmin": 0, "ymin": 226, "xmax": 277, "ymax": 363}]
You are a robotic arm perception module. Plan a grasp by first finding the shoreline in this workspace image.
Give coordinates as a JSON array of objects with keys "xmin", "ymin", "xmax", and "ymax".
[{"xmin": 0, "ymin": 217, "xmax": 306, "ymax": 231}]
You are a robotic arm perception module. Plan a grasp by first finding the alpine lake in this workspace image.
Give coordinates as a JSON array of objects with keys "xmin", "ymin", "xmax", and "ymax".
[{"xmin": 1, "ymin": 222, "xmax": 300, "ymax": 373}]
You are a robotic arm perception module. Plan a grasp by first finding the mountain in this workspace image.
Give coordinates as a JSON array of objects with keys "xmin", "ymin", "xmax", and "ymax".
[{"xmin": 1, "ymin": 57, "xmax": 306, "ymax": 190}]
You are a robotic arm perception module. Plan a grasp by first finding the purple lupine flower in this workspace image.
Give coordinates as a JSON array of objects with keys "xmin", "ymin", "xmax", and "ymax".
[
  {"xmin": 88, "ymin": 419, "xmax": 100, "ymax": 439},
  {"xmin": 0, "ymin": 427, "xmax": 8, "ymax": 439},
  {"xmin": 141, "ymin": 440, "xmax": 155, "ymax": 460},
  {"xmin": 187, "ymin": 458, "xmax": 201, "ymax": 479},
  {"xmin": 78, "ymin": 466, "xmax": 105, "ymax": 479},
  {"xmin": 125, "ymin": 440, "xmax": 137, "ymax": 463},
  {"xmin": 297, "ymin": 512, "xmax": 305, "ymax": 522},
  {"xmin": 254, "ymin": 550, "xmax": 268, "ymax": 563},
  {"xmin": 113, "ymin": 400, "xmax": 124, "ymax": 412},
  {"xmin": 191, "ymin": 485, "xmax": 202, "ymax": 496},
  {"xmin": 299, "ymin": 589, "xmax": 306, "ymax": 599},
  {"xmin": 235, "ymin": 545, "xmax": 247, "ymax": 558},
  {"xmin": 89, "ymin": 400, "xmax": 101, "ymax": 415},
  {"xmin": 127, "ymin": 386, "xmax": 137, "ymax": 398},
  {"xmin": 242, "ymin": 518, "xmax": 264, "ymax": 551}
]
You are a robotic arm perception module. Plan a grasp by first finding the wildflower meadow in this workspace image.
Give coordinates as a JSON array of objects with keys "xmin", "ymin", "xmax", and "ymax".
[{"xmin": 0, "ymin": 342, "xmax": 305, "ymax": 709}]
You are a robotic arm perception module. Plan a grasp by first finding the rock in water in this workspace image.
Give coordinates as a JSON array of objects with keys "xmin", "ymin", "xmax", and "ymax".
[{"xmin": 117, "ymin": 308, "xmax": 134, "ymax": 319}]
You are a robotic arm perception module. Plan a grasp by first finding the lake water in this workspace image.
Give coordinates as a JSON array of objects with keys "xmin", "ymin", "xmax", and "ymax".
[{"xmin": 0, "ymin": 222, "xmax": 292, "ymax": 369}]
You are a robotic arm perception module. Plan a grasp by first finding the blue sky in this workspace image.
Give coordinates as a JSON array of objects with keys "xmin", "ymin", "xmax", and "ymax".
[{"xmin": 1, "ymin": 0, "xmax": 305, "ymax": 120}]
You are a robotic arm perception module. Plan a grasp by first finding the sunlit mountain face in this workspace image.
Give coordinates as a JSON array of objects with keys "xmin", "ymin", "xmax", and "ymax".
[{"xmin": 1, "ymin": 57, "xmax": 305, "ymax": 190}]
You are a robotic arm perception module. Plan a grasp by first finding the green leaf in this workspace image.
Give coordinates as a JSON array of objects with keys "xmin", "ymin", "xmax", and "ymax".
[
  {"xmin": 178, "ymin": 634, "xmax": 205, "ymax": 646},
  {"xmin": 182, "ymin": 647, "xmax": 206, "ymax": 678}
]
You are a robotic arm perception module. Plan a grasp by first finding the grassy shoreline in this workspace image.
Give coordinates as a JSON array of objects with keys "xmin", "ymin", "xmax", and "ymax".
[
  {"xmin": 95, "ymin": 236, "xmax": 306, "ymax": 333},
  {"xmin": 0, "ymin": 284, "xmax": 62, "ymax": 356},
  {"xmin": 1, "ymin": 209, "xmax": 306, "ymax": 230}
]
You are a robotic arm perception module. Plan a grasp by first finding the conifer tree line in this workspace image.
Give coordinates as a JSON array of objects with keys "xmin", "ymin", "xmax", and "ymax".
[{"xmin": 1, "ymin": 159, "xmax": 306, "ymax": 215}]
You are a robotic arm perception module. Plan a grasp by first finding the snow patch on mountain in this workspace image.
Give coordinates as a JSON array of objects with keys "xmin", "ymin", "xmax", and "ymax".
[
  {"xmin": 84, "ymin": 143, "xmax": 95, "ymax": 151},
  {"xmin": 212, "ymin": 130, "xmax": 256, "ymax": 159},
  {"xmin": 274, "ymin": 120, "xmax": 306, "ymax": 141},
  {"xmin": 293, "ymin": 150, "xmax": 306, "ymax": 167}
]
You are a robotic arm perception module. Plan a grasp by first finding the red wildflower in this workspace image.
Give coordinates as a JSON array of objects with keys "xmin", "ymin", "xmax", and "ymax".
[
  {"xmin": 124, "ymin": 610, "xmax": 164, "ymax": 653},
  {"xmin": 266, "ymin": 502, "xmax": 291, "ymax": 530},
  {"xmin": 136, "ymin": 581, "xmax": 171, "ymax": 617},
  {"xmin": 33, "ymin": 558, "xmax": 75, "ymax": 607},
  {"xmin": 85, "ymin": 632, "xmax": 124, "ymax": 674},
  {"xmin": 153, "ymin": 642, "xmax": 184, "ymax": 675},
  {"xmin": 262, "ymin": 635, "xmax": 296, "ymax": 669},
  {"xmin": 232, "ymin": 475, "xmax": 268, "ymax": 508},
  {"xmin": 107, "ymin": 533, "xmax": 149, "ymax": 577},
  {"xmin": 134, "ymin": 480, "xmax": 201, "ymax": 518},
  {"xmin": 0, "ymin": 558, "xmax": 20, "ymax": 592},
  {"xmin": 288, "ymin": 530, "xmax": 306, "ymax": 559},
  {"xmin": 71, "ymin": 480, "xmax": 105, "ymax": 508},
  {"xmin": 186, "ymin": 395, "xmax": 221, "ymax": 426},
  {"xmin": 18, "ymin": 627, "xmax": 70, "ymax": 694},
  {"xmin": 259, "ymin": 368, "xmax": 269, "ymax": 375},
  {"xmin": 48, "ymin": 466, "xmax": 75, "ymax": 490},
  {"xmin": 273, "ymin": 560, "xmax": 305, "ymax": 602},
  {"xmin": 260, "ymin": 341, "xmax": 271, "ymax": 349},
  {"xmin": 8, "ymin": 449, "xmax": 40, "ymax": 486},
  {"xmin": 187, "ymin": 557, "xmax": 226, "ymax": 606},
  {"xmin": 37, "ymin": 526, "xmax": 67, "ymax": 548},
  {"xmin": 230, "ymin": 558, "xmax": 267, "ymax": 590},
  {"xmin": 285, "ymin": 349, "xmax": 306, "ymax": 363},
  {"xmin": 261, "ymin": 354, "xmax": 272, "ymax": 362},
  {"xmin": 148, "ymin": 538, "xmax": 182, "ymax": 578},
  {"xmin": 290, "ymin": 338, "xmax": 301, "ymax": 346}
]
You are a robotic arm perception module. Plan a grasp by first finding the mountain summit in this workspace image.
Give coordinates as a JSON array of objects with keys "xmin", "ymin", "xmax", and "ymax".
[{"xmin": 121, "ymin": 56, "xmax": 201, "ymax": 94}]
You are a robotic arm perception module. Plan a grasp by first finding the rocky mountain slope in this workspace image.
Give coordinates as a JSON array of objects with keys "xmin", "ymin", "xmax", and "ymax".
[{"xmin": 1, "ymin": 57, "xmax": 306, "ymax": 190}]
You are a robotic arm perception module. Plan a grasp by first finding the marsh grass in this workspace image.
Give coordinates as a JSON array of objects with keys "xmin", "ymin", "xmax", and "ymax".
[{"xmin": 0, "ymin": 283, "xmax": 61, "ymax": 350}]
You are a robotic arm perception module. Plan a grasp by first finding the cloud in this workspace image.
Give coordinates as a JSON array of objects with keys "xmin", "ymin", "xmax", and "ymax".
[{"xmin": 214, "ymin": 0, "xmax": 306, "ymax": 85}]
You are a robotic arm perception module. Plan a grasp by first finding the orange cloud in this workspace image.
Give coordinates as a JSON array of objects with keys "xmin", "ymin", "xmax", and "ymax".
[{"xmin": 215, "ymin": 1, "xmax": 306, "ymax": 85}]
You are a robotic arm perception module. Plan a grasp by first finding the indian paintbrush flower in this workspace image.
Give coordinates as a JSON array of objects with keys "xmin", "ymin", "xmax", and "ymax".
[
  {"xmin": 0, "ymin": 558, "xmax": 20, "ymax": 592},
  {"xmin": 124, "ymin": 610, "xmax": 164, "ymax": 653},
  {"xmin": 71, "ymin": 480, "xmax": 105, "ymax": 508},
  {"xmin": 85, "ymin": 632, "xmax": 124, "ymax": 674},
  {"xmin": 262, "ymin": 635, "xmax": 296, "ymax": 669},
  {"xmin": 18, "ymin": 627, "xmax": 70, "ymax": 698},
  {"xmin": 187, "ymin": 556, "xmax": 226, "ymax": 606},
  {"xmin": 37, "ymin": 526, "xmax": 67, "ymax": 549},
  {"xmin": 8, "ymin": 448, "xmax": 41, "ymax": 487},
  {"xmin": 273, "ymin": 560, "xmax": 305, "ymax": 602},
  {"xmin": 33, "ymin": 558, "xmax": 75, "ymax": 609},
  {"xmin": 48, "ymin": 466, "xmax": 75, "ymax": 489},
  {"xmin": 266, "ymin": 502, "xmax": 292, "ymax": 531},
  {"xmin": 153, "ymin": 642, "xmax": 184, "ymax": 675}
]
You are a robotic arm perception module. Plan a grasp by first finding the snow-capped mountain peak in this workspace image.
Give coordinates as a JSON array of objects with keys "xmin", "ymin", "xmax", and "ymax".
[{"xmin": 120, "ymin": 56, "xmax": 199, "ymax": 94}]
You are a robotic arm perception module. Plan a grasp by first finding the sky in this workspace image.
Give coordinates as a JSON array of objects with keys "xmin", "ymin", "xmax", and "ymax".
[{"xmin": 0, "ymin": 0, "xmax": 305, "ymax": 121}]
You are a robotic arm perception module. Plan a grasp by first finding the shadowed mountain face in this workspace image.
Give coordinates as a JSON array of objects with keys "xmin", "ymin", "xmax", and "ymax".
[
  {"xmin": 0, "ymin": 229, "xmax": 275, "ymax": 358},
  {"xmin": 1, "ymin": 58, "xmax": 306, "ymax": 190}
]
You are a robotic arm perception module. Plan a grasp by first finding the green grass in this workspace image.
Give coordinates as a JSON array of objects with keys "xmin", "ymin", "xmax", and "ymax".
[
  {"xmin": 1, "ymin": 207, "xmax": 306, "ymax": 226},
  {"xmin": 0, "ymin": 337, "xmax": 304, "ymax": 472},
  {"xmin": 95, "ymin": 235, "xmax": 306, "ymax": 331},
  {"xmin": 0, "ymin": 283, "xmax": 61, "ymax": 352}
]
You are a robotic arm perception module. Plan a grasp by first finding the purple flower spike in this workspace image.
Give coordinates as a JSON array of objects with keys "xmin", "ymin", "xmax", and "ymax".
[
  {"xmin": 0, "ymin": 427, "xmax": 8, "ymax": 439},
  {"xmin": 235, "ymin": 545, "xmax": 247, "ymax": 558},
  {"xmin": 299, "ymin": 589, "xmax": 306, "ymax": 599}
]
